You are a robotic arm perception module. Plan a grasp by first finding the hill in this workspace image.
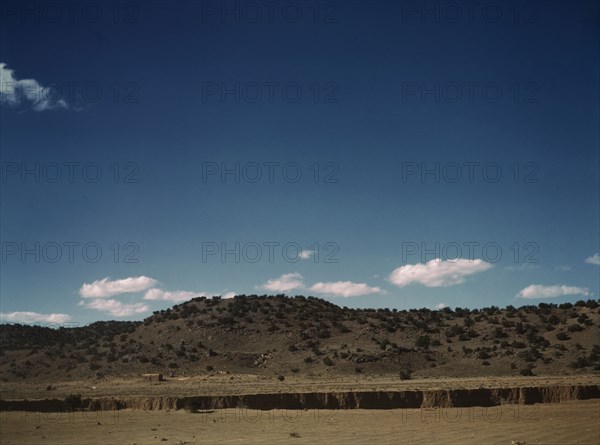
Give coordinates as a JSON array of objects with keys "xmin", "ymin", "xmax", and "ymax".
[{"xmin": 1, "ymin": 295, "xmax": 599, "ymax": 382}]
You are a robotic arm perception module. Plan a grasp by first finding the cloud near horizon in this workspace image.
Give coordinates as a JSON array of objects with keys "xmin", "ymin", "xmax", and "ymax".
[
  {"xmin": 259, "ymin": 273, "xmax": 305, "ymax": 292},
  {"xmin": 0, "ymin": 63, "xmax": 69, "ymax": 111},
  {"xmin": 83, "ymin": 298, "xmax": 149, "ymax": 317},
  {"xmin": 79, "ymin": 276, "xmax": 158, "ymax": 298},
  {"xmin": 144, "ymin": 288, "xmax": 209, "ymax": 302},
  {"xmin": 309, "ymin": 281, "xmax": 382, "ymax": 297},
  {"xmin": 585, "ymin": 253, "xmax": 600, "ymax": 265},
  {"xmin": 516, "ymin": 284, "xmax": 591, "ymax": 299},
  {"xmin": 0, "ymin": 311, "xmax": 72, "ymax": 324},
  {"xmin": 389, "ymin": 258, "xmax": 493, "ymax": 287}
]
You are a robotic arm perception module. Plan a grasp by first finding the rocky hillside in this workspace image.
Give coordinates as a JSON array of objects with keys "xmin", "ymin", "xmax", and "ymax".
[{"xmin": 1, "ymin": 296, "xmax": 599, "ymax": 382}]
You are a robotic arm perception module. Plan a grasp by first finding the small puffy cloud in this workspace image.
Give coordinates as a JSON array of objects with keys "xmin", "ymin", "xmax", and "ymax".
[
  {"xmin": 222, "ymin": 292, "xmax": 237, "ymax": 299},
  {"xmin": 144, "ymin": 289, "xmax": 207, "ymax": 302},
  {"xmin": 389, "ymin": 258, "xmax": 492, "ymax": 288},
  {"xmin": 555, "ymin": 265, "xmax": 571, "ymax": 272},
  {"xmin": 79, "ymin": 276, "xmax": 158, "ymax": 298},
  {"xmin": 0, "ymin": 311, "xmax": 71, "ymax": 324},
  {"xmin": 83, "ymin": 299, "xmax": 149, "ymax": 317},
  {"xmin": 516, "ymin": 284, "xmax": 591, "ymax": 299},
  {"xmin": 260, "ymin": 273, "xmax": 304, "ymax": 293},
  {"xmin": 309, "ymin": 281, "xmax": 382, "ymax": 297},
  {"xmin": 435, "ymin": 303, "xmax": 447, "ymax": 310},
  {"xmin": 299, "ymin": 250, "xmax": 314, "ymax": 260},
  {"xmin": 585, "ymin": 253, "xmax": 600, "ymax": 265},
  {"xmin": 0, "ymin": 63, "xmax": 69, "ymax": 111}
]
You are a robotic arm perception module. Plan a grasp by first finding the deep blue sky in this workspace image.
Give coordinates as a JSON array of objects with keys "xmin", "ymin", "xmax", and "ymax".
[{"xmin": 1, "ymin": 1, "xmax": 599, "ymax": 325}]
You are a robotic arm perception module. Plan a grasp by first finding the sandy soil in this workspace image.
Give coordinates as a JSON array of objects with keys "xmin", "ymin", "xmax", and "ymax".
[
  {"xmin": 2, "ymin": 374, "xmax": 599, "ymax": 400},
  {"xmin": 1, "ymin": 400, "xmax": 598, "ymax": 445}
]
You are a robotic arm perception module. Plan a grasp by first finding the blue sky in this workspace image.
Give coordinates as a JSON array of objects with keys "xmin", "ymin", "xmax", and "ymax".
[{"xmin": 1, "ymin": 1, "xmax": 599, "ymax": 325}]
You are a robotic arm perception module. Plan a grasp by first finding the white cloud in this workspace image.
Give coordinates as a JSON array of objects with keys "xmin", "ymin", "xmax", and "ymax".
[
  {"xmin": 0, "ymin": 63, "xmax": 69, "ymax": 111},
  {"xmin": 83, "ymin": 299, "xmax": 149, "ymax": 317},
  {"xmin": 299, "ymin": 250, "xmax": 314, "ymax": 260},
  {"xmin": 309, "ymin": 281, "xmax": 382, "ymax": 297},
  {"xmin": 436, "ymin": 303, "xmax": 447, "ymax": 309},
  {"xmin": 389, "ymin": 258, "xmax": 492, "ymax": 288},
  {"xmin": 555, "ymin": 265, "xmax": 572, "ymax": 272},
  {"xmin": 516, "ymin": 284, "xmax": 591, "ymax": 299},
  {"xmin": 585, "ymin": 253, "xmax": 600, "ymax": 265},
  {"xmin": 0, "ymin": 311, "xmax": 71, "ymax": 324},
  {"xmin": 144, "ymin": 288, "xmax": 208, "ymax": 302},
  {"xmin": 79, "ymin": 276, "xmax": 158, "ymax": 298},
  {"xmin": 260, "ymin": 273, "xmax": 304, "ymax": 293},
  {"xmin": 144, "ymin": 288, "xmax": 238, "ymax": 301}
]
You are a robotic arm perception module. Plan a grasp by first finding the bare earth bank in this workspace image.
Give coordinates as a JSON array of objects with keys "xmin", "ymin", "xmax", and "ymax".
[{"xmin": 1, "ymin": 400, "xmax": 599, "ymax": 445}]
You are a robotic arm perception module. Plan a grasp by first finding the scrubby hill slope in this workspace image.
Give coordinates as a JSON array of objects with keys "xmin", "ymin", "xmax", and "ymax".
[{"xmin": 1, "ymin": 296, "xmax": 599, "ymax": 382}]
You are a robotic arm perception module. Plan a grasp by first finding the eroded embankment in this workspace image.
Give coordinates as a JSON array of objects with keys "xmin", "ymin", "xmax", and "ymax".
[{"xmin": 1, "ymin": 385, "xmax": 599, "ymax": 412}]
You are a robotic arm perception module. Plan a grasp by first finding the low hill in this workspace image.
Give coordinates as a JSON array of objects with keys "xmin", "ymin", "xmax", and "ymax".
[{"xmin": 1, "ymin": 296, "xmax": 599, "ymax": 382}]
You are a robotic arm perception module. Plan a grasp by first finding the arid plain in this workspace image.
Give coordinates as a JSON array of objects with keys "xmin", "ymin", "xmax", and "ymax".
[{"xmin": 2, "ymin": 296, "xmax": 599, "ymax": 444}]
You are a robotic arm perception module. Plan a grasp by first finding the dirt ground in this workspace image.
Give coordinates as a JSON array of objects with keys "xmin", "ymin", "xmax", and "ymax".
[
  {"xmin": 1, "ymin": 400, "xmax": 598, "ymax": 445},
  {"xmin": 2, "ymin": 375, "xmax": 598, "ymax": 444},
  {"xmin": 2, "ymin": 374, "xmax": 598, "ymax": 400}
]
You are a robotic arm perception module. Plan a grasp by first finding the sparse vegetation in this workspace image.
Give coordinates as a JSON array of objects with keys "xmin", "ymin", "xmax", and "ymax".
[{"xmin": 0, "ymin": 296, "xmax": 598, "ymax": 380}]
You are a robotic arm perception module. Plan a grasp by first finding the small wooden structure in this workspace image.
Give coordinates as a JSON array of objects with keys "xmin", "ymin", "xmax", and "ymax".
[{"xmin": 142, "ymin": 373, "xmax": 164, "ymax": 382}]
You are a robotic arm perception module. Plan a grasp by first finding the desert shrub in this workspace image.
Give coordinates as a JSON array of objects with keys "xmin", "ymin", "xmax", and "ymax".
[
  {"xmin": 399, "ymin": 369, "xmax": 412, "ymax": 380},
  {"xmin": 493, "ymin": 327, "xmax": 507, "ymax": 339},
  {"xmin": 567, "ymin": 324, "xmax": 584, "ymax": 333},
  {"xmin": 89, "ymin": 362, "xmax": 102, "ymax": 371},
  {"xmin": 416, "ymin": 335, "xmax": 431, "ymax": 349},
  {"xmin": 520, "ymin": 347, "xmax": 541, "ymax": 362},
  {"xmin": 316, "ymin": 329, "xmax": 331, "ymax": 339},
  {"xmin": 585, "ymin": 299, "xmax": 599, "ymax": 309},
  {"xmin": 548, "ymin": 314, "xmax": 560, "ymax": 324},
  {"xmin": 556, "ymin": 332, "xmax": 570, "ymax": 341},
  {"xmin": 168, "ymin": 362, "xmax": 179, "ymax": 369},
  {"xmin": 520, "ymin": 367, "xmax": 535, "ymax": 376},
  {"xmin": 322, "ymin": 357, "xmax": 334, "ymax": 366},
  {"xmin": 569, "ymin": 356, "xmax": 591, "ymax": 369},
  {"xmin": 303, "ymin": 356, "xmax": 314, "ymax": 364},
  {"xmin": 477, "ymin": 350, "xmax": 491, "ymax": 360}
]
